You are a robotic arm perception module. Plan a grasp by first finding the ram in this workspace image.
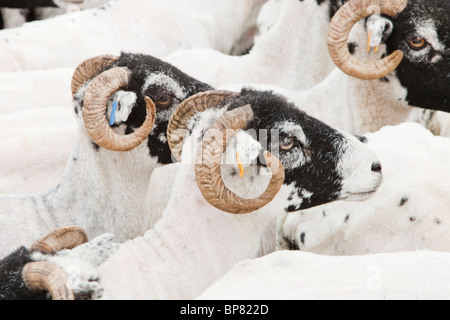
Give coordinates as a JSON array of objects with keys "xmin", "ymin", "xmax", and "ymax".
[
  {"xmin": 197, "ymin": 250, "xmax": 450, "ymax": 300},
  {"xmin": 0, "ymin": 0, "xmax": 266, "ymax": 71},
  {"xmin": 277, "ymin": 123, "xmax": 450, "ymax": 255},
  {"xmin": 166, "ymin": 0, "xmax": 341, "ymax": 92},
  {"xmin": 222, "ymin": 0, "xmax": 449, "ymax": 136},
  {"xmin": 0, "ymin": 88, "xmax": 383, "ymax": 300},
  {"xmin": 0, "ymin": 52, "xmax": 213, "ymax": 258}
]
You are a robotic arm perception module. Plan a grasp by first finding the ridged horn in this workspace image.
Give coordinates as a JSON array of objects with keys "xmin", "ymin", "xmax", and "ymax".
[
  {"xmin": 327, "ymin": 0, "xmax": 408, "ymax": 80},
  {"xmin": 22, "ymin": 261, "xmax": 74, "ymax": 300},
  {"xmin": 82, "ymin": 67, "xmax": 157, "ymax": 151},
  {"xmin": 30, "ymin": 226, "xmax": 88, "ymax": 254},
  {"xmin": 167, "ymin": 90, "xmax": 239, "ymax": 162},
  {"xmin": 195, "ymin": 105, "xmax": 285, "ymax": 214},
  {"xmin": 71, "ymin": 54, "xmax": 119, "ymax": 97}
]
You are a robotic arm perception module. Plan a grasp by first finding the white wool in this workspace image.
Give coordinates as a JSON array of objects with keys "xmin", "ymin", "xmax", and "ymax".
[
  {"xmin": 40, "ymin": 91, "xmax": 383, "ymax": 300},
  {"xmin": 224, "ymin": 18, "xmax": 415, "ymax": 136},
  {"xmin": 277, "ymin": 123, "xmax": 450, "ymax": 255},
  {"xmin": 0, "ymin": 0, "xmax": 266, "ymax": 71},
  {"xmin": 0, "ymin": 107, "xmax": 76, "ymax": 195},
  {"xmin": 166, "ymin": 0, "xmax": 335, "ymax": 92},
  {"xmin": 0, "ymin": 0, "xmax": 267, "ymax": 196},
  {"xmin": 198, "ymin": 250, "xmax": 450, "ymax": 300}
]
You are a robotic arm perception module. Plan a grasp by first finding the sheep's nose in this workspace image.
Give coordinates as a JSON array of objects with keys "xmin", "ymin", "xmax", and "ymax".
[{"xmin": 371, "ymin": 162, "xmax": 382, "ymax": 173}]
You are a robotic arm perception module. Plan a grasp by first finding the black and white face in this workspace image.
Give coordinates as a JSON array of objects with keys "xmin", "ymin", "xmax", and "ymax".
[
  {"xmin": 220, "ymin": 89, "xmax": 383, "ymax": 212},
  {"xmin": 385, "ymin": 0, "xmax": 450, "ymax": 112},
  {"xmin": 74, "ymin": 53, "xmax": 212, "ymax": 164}
]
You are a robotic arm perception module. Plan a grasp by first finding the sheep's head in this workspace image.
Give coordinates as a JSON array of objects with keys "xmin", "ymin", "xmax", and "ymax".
[
  {"xmin": 0, "ymin": 226, "xmax": 88, "ymax": 300},
  {"xmin": 168, "ymin": 89, "xmax": 383, "ymax": 214},
  {"xmin": 71, "ymin": 53, "xmax": 212, "ymax": 163},
  {"xmin": 328, "ymin": 0, "xmax": 449, "ymax": 112}
]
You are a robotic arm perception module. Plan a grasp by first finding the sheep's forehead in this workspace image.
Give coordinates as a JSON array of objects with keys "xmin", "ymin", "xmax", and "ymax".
[{"xmin": 141, "ymin": 72, "xmax": 187, "ymax": 100}]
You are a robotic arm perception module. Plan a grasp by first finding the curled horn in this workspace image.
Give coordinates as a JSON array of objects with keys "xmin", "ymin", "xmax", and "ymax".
[
  {"xmin": 30, "ymin": 226, "xmax": 88, "ymax": 254},
  {"xmin": 195, "ymin": 105, "xmax": 285, "ymax": 214},
  {"xmin": 82, "ymin": 67, "xmax": 157, "ymax": 151},
  {"xmin": 71, "ymin": 54, "xmax": 119, "ymax": 97},
  {"xmin": 22, "ymin": 261, "xmax": 74, "ymax": 300},
  {"xmin": 327, "ymin": 0, "xmax": 408, "ymax": 80},
  {"xmin": 22, "ymin": 226, "xmax": 89, "ymax": 300},
  {"xmin": 167, "ymin": 90, "xmax": 239, "ymax": 162}
]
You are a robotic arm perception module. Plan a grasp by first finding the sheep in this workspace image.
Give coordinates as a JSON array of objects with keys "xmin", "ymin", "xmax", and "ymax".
[
  {"xmin": 277, "ymin": 123, "xmax": 450, "ymax": 255},
  {"xmin": 0, "ymin": 0, "xmax": 267, "ymax": 72},
  {"xmin": 0, "ymin": 0, "xmax": 268, "ymax": 189},
  {"xmin": 196, "ymin": 250, "xmax": 450, "ymax": 300},
  {"xmin": 166, "ymin": 0, "xmax": 339, "ymax": 92},
  {"xmin": 0, "ymin": 52, "xmax": 214, "ymax": 259},
  {"xmin": 0, "ymin": 87, "xmax": 384, "ymax": 300},
  {"xmin": 217, "ymin": 0, "xmax": 450, "ymax": 136},
  {"xmin": 0, "ymin": 67, "xmax": 78, "ymax": 195},
  {"xmin": 0, "ymin": 68, "xmax": 74, "ymax": 114},
  {"xmin": 0, "ymin": 226, "xmax": 115, "ymax": 300},
  {"xmin": 0, "ymin": 107, "xmax": 76, "ymax": 195}
]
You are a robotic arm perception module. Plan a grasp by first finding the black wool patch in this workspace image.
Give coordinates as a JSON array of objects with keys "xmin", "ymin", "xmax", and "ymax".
[
  {"xmin": 385, "ymin": 0, "xmax": 450, "ymax": 112},
  {"xmin": 0, "ymin": 247, "xmax": 49, "ymax": 300}
]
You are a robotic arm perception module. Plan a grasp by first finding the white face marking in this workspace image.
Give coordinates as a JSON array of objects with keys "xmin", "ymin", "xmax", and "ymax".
[
  {"xmin": 141, "ymin": 72, "xmax": 187, "ymax": 100},
  {"xmin": 407, "ymin": 19, "xmax": 445, "ymax": 64},
  {"xmin": 273, "ymin": 121, "xmax": 310, "ymax": 169},
  {"xmin": 274, "ymin": 121, "xmax": 307, "ymax": 144},
  {"xmin": 415, "ymin": 20, "xmax": 445, "ymax": 51},
  {"xmin": 336, "ymin": 131, "xmax": 383, "ymax": 200}
]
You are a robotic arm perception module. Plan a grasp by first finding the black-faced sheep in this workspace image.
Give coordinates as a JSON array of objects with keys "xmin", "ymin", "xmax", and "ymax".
[
  {"xmin": 0, "ymin": 52, "xmax": 212, "ymax": 258},
  {"xmin": 220, "ymin": 0, "xmax": 450, "ymax": 135},
  {"xmin": 0, "ymin": 88, "xmax": 383, "ymax": 300}
]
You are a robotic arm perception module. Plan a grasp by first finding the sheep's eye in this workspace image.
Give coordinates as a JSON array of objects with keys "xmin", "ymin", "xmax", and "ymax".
[
  {"xmin": 280, "ymin": 137, "xmax": 295, "ymax": 150},
  {"xmin": 409, "ymin": 38, "xmax": 427, "ymax": 50},
  {"xmin": 157, "ymin": 95, "xmax": 173, "ymax": 106}
]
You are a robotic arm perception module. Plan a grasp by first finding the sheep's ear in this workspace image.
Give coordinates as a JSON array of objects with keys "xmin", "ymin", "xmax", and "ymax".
[{"xmin": 167, "ymin": 90, "xmax": 239, "ymax": 162}]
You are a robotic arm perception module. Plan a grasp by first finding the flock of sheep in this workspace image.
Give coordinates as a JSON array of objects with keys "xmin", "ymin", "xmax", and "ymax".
[{"xmin": 0, "ymin": 0, "xmax": 449, "ymax": 300}]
